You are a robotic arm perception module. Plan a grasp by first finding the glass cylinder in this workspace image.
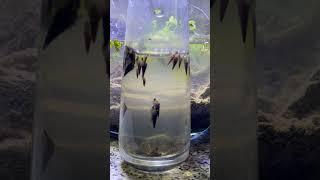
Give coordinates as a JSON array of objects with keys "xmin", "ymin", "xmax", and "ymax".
[{"xmin": 119, "ymin": 0, "xmax": 191, "ymax": 170}]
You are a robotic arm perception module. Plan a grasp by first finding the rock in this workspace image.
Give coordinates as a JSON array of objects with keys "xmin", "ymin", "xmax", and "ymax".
[
  {"xmin": 191, "ymin": 99, "xmax": 210, "ymax": 132},
  {"xmin": 257, "ymin": 97, "xmax": 278, "ymax": 114},
  {"xmin": 257, "ymin": 113, "xmax": 271, "ymax": 123},
  {"xmin": 138, "ymin": 134, "xmax": 183, "ymax": 157},
  {"xmin": 0, "ymin": 79, "xmax": 35, "ymax": 131},
  {"xmin": 285, "ymin": 83, "xmax": 320, "ymax": 119},
  {"xmin": 0, "ymin": 0, "xmax": 41, "ymax": 56},
  {"xmin": 310, "ymin": 70, "xmax": 320, "ymax": 82},
  {"xmin": 110, "ymin": 81, "xmax": 121, "ymax": 107},
  {"xmin": 258, "ymin": 124, "xmax": 320, "ymax": 180},
  {"xmin": 199, "ymin": 85, "xmax": 210, "ymax": 99},
  {"xmin": 312, "ymin": 117, "xmax": 320, "ymax": 127},
  {"xmin": 0, "ymin": 139, "xmax": 31, "ymax": 180},
  {"xmin": 0, "ymin": 48, "xmax": 38, "ymax": 76},
  {"xmin": 0, "ymin": 128, "xmax": 25, "ymax": 142},
  {"xmin": 110, "ymin": 18, "xmax": 126, "ymax": 40},
  {"xmin": 110, "ymin": 106, "xmax": 120, "ymax": 132}
]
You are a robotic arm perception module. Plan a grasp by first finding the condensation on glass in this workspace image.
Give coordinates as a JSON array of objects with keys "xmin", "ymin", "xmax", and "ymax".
[{"xmin": 119, "ymin": 0, "xmax": 191, "ymax": 170}]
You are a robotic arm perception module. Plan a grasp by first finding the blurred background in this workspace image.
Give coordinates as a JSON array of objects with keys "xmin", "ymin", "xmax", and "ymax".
[{"xmin": 0, "ymin": 0, "xmax": 320, "ymax": 179}]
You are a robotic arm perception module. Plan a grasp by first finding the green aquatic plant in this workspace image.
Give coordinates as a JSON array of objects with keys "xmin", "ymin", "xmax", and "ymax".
[
  {"xmin": 150, "ymin": 16, "xmax": 199, "ymax": 41},
  {"xmin": 190, "ymin": 43, "xmax": 210, "ymax": 56},
  {"xmin": 188, "ymin": 20, "xmax": 197, "ymax": 32},
  {"xmin": 153, "ymin": 8, "xmax": 162, "ymax": 16},
  {"xmin": 153, "ymin": 16, "xmax": 178, "ymax": 33},
  {"xmin": 163, "ymin": 16, "xmax": 178, "ymax": 32},
  {"xmin": 110, "ymin": 39, "xmax": 123, "ymax": 52},
  {"xmin": 201, "ymin": 42, "xmax": 210, "ymax": 54},
  {"xmin": 148, "ymin": 16, "xmax": 179, "ymax": 44},
  {"xmin": 147, "ymin": 16, "xmax": 204, "ymax": 49}
]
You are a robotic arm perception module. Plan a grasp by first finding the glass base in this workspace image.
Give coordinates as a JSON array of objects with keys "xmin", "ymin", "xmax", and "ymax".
[{"xmin": 120, "ymin": 148, "xmax": 189, "ymax": 171}]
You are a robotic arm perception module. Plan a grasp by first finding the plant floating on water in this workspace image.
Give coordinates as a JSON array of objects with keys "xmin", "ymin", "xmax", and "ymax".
[
  {"xmin": 110, "ymin": 39, "xmax": 123, "ymax": 52},
  {"xmin": 168, "ymin": 52, "xmax": 190, "ymax": 75}
]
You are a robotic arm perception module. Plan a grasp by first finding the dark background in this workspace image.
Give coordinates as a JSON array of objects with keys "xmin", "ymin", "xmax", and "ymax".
[
  {"xmin": 0, "ymin": 0, "xmax": 319, "ymax": 179},
  {"xmin": 256, "ymin": 0, "xmax": 320, "ymax": 179}
]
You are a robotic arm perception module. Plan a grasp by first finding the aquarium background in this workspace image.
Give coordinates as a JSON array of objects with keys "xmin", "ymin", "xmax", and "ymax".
[{"xmin": 0, "ymin": 0, "xmax": 319, "ymax": 179}]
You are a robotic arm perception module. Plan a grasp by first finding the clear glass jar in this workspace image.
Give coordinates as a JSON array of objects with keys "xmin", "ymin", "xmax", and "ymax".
[{"xmin": 118, "ymin": 0, "xmax": 191, "ymax": 171}]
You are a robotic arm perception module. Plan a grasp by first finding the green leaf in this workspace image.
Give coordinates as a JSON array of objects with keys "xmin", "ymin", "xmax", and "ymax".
[
  {"xmin": 166, "ymin": 16, "xmax": 178, "ymax": 31},
  {"xmin": 110, "ymin": 40, "xmax": 123, "ymax": 52},
  {"xmin": 110, "ymin": 41, "xmax": 114, "ymax": 48},
  {"xmin": 153, "ymin": 8, "xmax": 162, "ymax": 15},
  {"xmin": 189, "ymin": 20, "xmax": 197, "ymax": 32}
]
